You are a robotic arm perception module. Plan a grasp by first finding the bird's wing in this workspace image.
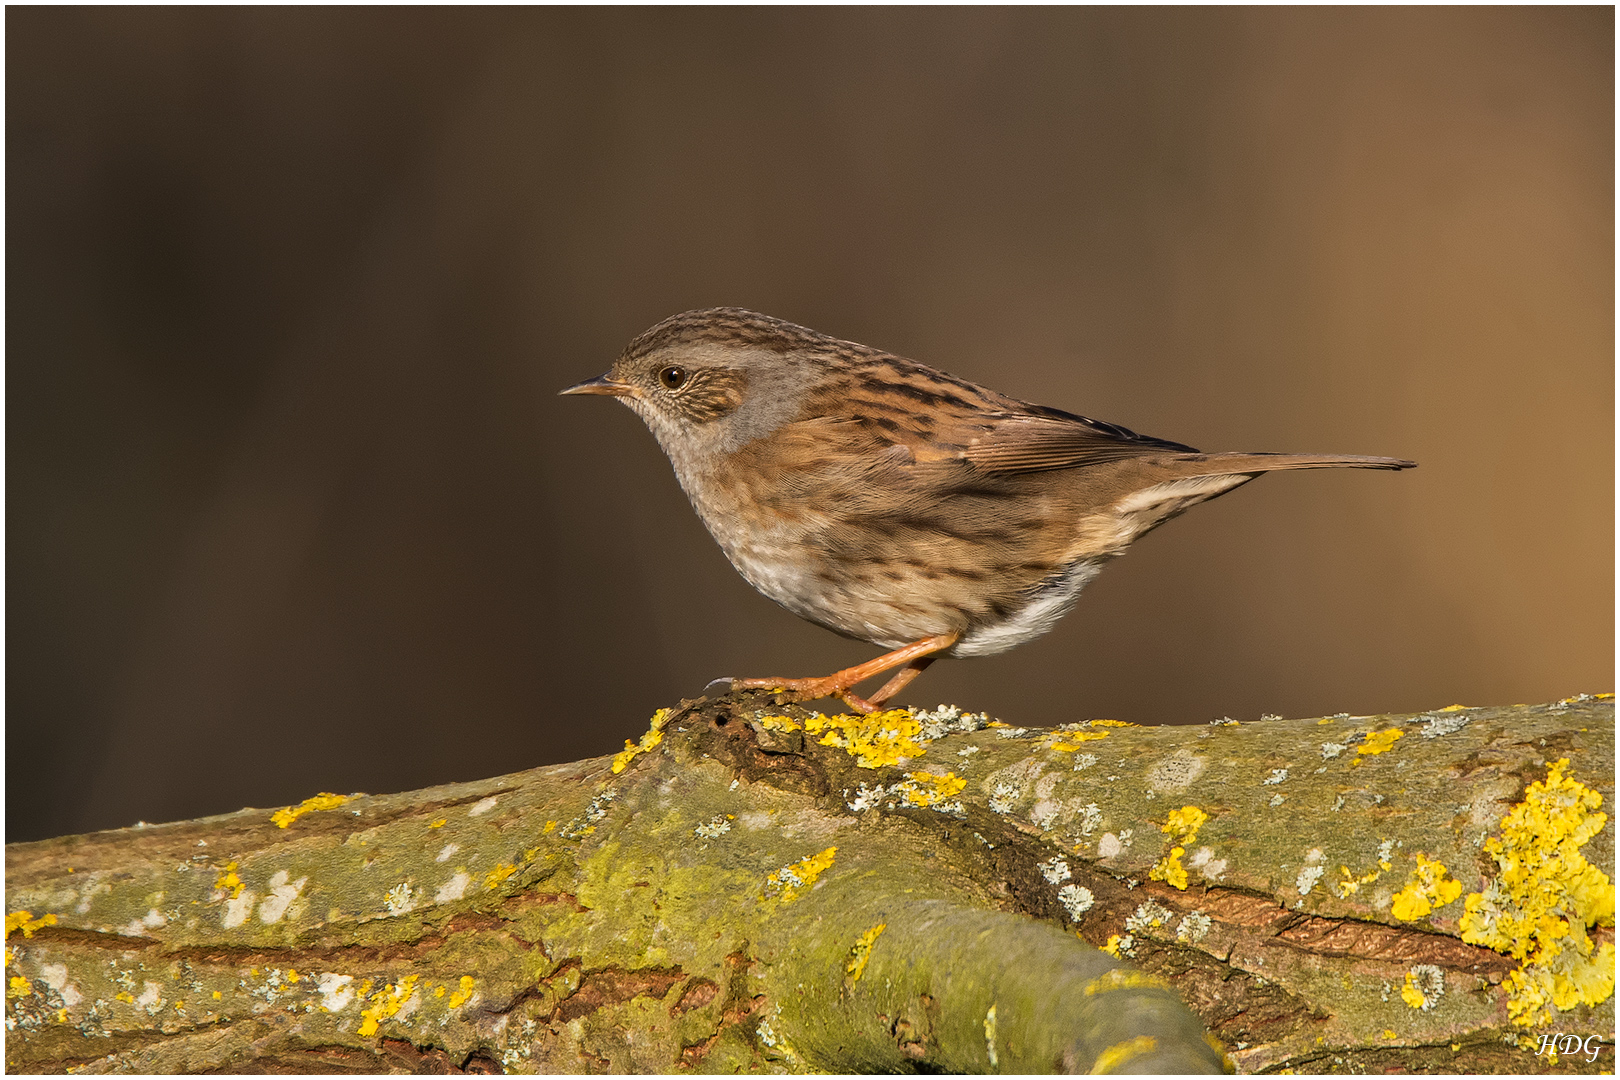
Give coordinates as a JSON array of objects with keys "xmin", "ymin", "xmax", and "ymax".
[{"xmin": 951, "ymin": 406, "xmax": 1198, "ymax": 474}]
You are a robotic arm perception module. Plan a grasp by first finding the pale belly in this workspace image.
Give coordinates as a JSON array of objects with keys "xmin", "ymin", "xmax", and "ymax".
[{"xmin": 705, "ymin": 514, "xmax": 1106, "ymax": 657}]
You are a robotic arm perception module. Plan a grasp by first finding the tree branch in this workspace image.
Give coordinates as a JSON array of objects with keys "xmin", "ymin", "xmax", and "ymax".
[{"xmin": 5, "ymin": 695, "xmax": 1613, "ymax": 1073}]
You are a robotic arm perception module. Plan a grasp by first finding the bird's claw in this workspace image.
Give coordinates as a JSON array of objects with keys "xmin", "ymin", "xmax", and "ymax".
[{"xmin": 727, "ymin": 676, "xmax": 879, "ymax": 715}]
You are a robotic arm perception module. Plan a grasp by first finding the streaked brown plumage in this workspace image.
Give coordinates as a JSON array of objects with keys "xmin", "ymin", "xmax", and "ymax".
[{"xmin": 564, "ymin": 308, "xmax": 1414, "ymax": 712}]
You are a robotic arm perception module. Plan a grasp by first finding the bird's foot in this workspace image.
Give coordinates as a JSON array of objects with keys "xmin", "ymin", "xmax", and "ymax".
[{"xmin": 728, "ymin": 633, "xmax": 959, "ymax": 716}]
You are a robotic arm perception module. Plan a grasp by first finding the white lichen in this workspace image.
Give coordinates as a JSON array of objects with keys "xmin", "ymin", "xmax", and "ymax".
[
  {"xmin": 39, "ymin": 964, "xmax": 81, "ymax": 1008},
  {"xmin": 1146, "ymin": 749, "xmax": 1208, "ymax": 792},
  {"xmin": 1038, "ymin": 857, "xmax": 1072, "ymax": 884},
  {"xmin": 468, "ymin": 796, "xmax": 499, "ymax": 816},
  {"xmin": 1058, "ymin": 884, "xmax": 1094, "ymax": 920},
  {"xmin": 257, "ymin": 870, "xmax": 307, "ymax": 924},
  {"xmin": 383, "ymin": 883, "xmax": 417, "ymax": 915},
  {"xmin": 559, "ymin": 789, "xmax": 616, "ymax": 839},
  {"xmin": 434, "ymin": 872, "xmax": 471, "ymax": 904},
  {"xmin": 913, "ymin": 704, "xmax": 993, "ymax": 740},
  {"xmin": 1405, "ymin": 964, "xmax": 1445, "ymax": 1010},
  {"xmin": 1263, "ymin": 768, "xmax": 1289, "ymax": 785},
  {"xmin": 988, "ymin": 782, "xmax": 1020, "ymax": 815},
  {"xmin": 316, "ymin": 973, "xmax": 355, "ymax": 1012},
  {"xmin": 223, "ymin": 891, "xmax": 256, "ymax": 929},
  {"xmin": 694, "ymin": 815, "xmax": 732, "ymax": 839},
  {"xmin": 1321, "ymin": 742, "xmax": 1348, "ymax": 759},
  {"xmin": 1187, "ymin": 846, "xmax": 1227, "ymax": 882},
  {"xmin": 1176, "ymin": 911, "xmax": 1213, "ymax": 943},
  {"xmin": 1125, "ymin": 900, "xmax": 1174, "ymax": 936},
  {"xmin": 1420, "ymin": 713, "xmax": 1470, "ymax": 739}
]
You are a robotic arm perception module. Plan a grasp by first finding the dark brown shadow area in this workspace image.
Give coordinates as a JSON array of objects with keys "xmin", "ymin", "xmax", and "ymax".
[{"xmin": 6, "ymin": 7, "xmax": 1612, "ymax": 841}]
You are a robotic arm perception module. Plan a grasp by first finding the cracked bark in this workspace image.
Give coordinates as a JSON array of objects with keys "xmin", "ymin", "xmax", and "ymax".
[{"xmin": 4, "ymin": 696, "xmax": 1613, "ymax": 1074}]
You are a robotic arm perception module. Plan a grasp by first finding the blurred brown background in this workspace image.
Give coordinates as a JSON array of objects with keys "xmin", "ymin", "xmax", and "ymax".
[{"xmin": 7, "ymin": 8, "xmax": 1612, "ymax": 842}]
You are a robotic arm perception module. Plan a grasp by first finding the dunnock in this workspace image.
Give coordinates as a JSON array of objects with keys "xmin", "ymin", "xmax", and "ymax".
[{"xmin": 564, "ymin": 308, "xmax": 1413, "ymax": 713}]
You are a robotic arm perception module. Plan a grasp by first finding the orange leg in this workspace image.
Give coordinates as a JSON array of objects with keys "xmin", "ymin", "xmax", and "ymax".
[{"xmin": 731, "ymin": 633, "xmax": 958, "ymax": 714}]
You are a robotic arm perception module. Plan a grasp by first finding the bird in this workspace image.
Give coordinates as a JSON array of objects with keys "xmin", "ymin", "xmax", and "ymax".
[{"xmin": 563, "ymin": 308, "xmax": 1414, "ymax": 714}]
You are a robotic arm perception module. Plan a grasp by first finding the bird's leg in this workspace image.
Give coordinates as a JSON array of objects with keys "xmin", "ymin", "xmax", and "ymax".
[
  {"xmin": 851, "ymin": 655, "xmax": 938, "ymax": 711},
  {"xmin": 731, "ymin": 633, "xmax": 958, "ymax": 715}
]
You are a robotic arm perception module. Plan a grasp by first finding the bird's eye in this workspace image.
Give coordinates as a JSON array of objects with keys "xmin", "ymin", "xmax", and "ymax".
[{"xmin": 658, "ymin": 366, "xmax": 688, "ymax": 390}]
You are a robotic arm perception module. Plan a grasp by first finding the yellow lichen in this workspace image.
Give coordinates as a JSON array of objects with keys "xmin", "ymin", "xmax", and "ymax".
[
  {"xmin": 1337, "ymin": 838, "xmax": 1400, "ymax": 897},
  {"xmin": 1046, "ymin": 731, "xmax": 1109, "ymax": 752},
  {"xmin": 8, "ymin": 975, "xmax": 33, "ymax": 998},
  {"xmin": 846, "ymin": 923, "xmax": 887, "ymax": 981},
  {"xmin": 611, "ymin": 708, "xmax": 673, "ymax": 773},
  {"xmin": 756, "ymin": 715, "xmax": 802, "ymax": 732},
  {"xmin": 1337, "ymin": 864, "xmax": 1383, "ymax": 897},
  {"xmin": 763, "ymin": 847, "xmax": 837, "ymax": 904},
  {"xmin": 984, "ymin": 1003, "xmax": 998, "ymax": 1068},
  {"xmin": 357, "ymin": 974, "xmax": 420, "ymax": 1037},
  {"xmin": 115, "ymin": 991, "xmax": 135, "ymax": 1004},
  {"xmin": 1082, "ymin": 969, "xmax": 1169, "ymax": 996},
  {"xmin": 213, "ymin": 862, "xmax": 244, "ymax": 899},
  {"xmin": 1203, "ymin": 1033, "xmax": 1235, "ymax": 1072},
  {"xmin": 544, "ymin": 820, "xmax": 557, "ymax": 833},
  {"xmin": 1353, "ymin": 728, "xmax": 1403, "ymax": 764},
  {"xmin": 484, "ymin": 863, "xmax": 518, "ymax": 890},
  {"xmin": 4, "ymin": 912, "xmax": 56, "ymax": 939},
  {"xmin": 1090, "ymin": 719, "xmax": 1136, "ymax": 728},
  {"xmin": 1459, "ymin": 758, "xmax": 1615, "ymax": 1026},
  {"xmin": 1399, "ymin": 972, "xmax": 1426, "ymax": 1009},
  {"xmin": 446, "ymin": 975, "xmax": 475, "ymax": 1009},
  {"xmin": 271, "ymin": 792, "xmax": 351, "ymax": 828},
  {"xmin": 1162, "ymin": 805, "xmax": 1208, "ymax": 837},
  {"xmin": 428, "ymin": 818, "xmax": 447, "ymax": 829},
  {"xmin": 896, "ymin": 770, "xmax": 967, "ymax": 807},
  {"xmin": 1091, "ymin": 1035, "xmax": 1157, "ymax": 1073},
  {"xmin": 803, "ymin": 710, "xmax": 927, "ymax": 769},
  {"xmin": 1150, "ymin": 806, "xmax": 1209, "ymax": 890},
  {"xmin": 1101, "ymin": 934, "xmax": 1124, "ymax": 958},
  {"xmin": 1390, "ymin": 854, "xmax": 1463, "ymax": 921}
]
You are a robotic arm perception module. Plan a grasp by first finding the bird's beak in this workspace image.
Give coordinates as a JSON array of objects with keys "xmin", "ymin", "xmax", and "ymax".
[{"xmin": 559, "ymin": 373, "xmax": 635, "ymax": 398}]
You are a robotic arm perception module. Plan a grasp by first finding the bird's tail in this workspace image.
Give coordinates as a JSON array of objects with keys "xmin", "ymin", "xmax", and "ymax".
[{"xmin": 1172, "ymin": 452, "xmax": 1415, "ymax": 476}]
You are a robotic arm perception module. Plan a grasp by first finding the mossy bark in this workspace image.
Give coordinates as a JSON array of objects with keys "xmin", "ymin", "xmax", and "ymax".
[{"xmin": 5, "ymin": 695, "xmax": 1613, "ymax": 1074}]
